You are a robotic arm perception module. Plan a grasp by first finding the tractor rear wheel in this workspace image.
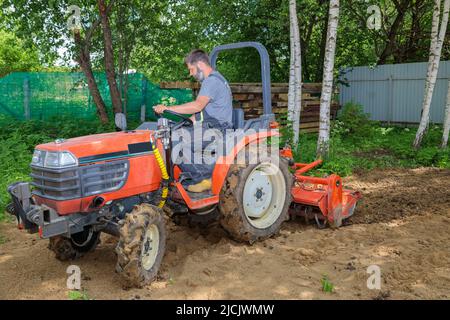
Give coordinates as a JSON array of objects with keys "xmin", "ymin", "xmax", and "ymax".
[
  {"xmin": 48, "ymin": 226, "xmax": 100, "ymax": 261},
  {"xmin": 115, "ymin": 204, "xmax": 166, "ymax": 288},
  {"xmin": 219, "ymin": 152, "xmax": 292, "ymax": 244}
]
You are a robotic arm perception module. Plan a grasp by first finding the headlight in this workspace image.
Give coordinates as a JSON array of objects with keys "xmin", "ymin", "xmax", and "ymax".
[
  {"xmin": 31, "ymin": 150, "xmax": 78, "ymax": 168},
  {"xmin": 31, "ymin": 150, "xmax": 44, "ymax": 166},
  {"xmin": 44, "ymin": 151, "xmax": 78, "ymax": 168}
]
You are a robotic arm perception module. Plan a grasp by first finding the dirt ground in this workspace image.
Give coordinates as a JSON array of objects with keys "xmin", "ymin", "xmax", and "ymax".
[{"xmin": 0, "ymin": 167, "xmax": 449, "ymax": 300}]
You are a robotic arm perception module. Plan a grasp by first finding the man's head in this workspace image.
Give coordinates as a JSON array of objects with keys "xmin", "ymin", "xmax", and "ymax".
[{"xmin": 185, "ymin": 49, "xmax": 213, "ymax": 82}]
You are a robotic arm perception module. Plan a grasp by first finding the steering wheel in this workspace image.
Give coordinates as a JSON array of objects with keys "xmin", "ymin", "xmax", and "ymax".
[{"xmin": 155, "ymin": 109, "xmax": 193, "ymax": 130}]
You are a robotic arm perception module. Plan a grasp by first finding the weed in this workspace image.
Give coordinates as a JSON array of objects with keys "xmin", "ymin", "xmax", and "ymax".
[
  {"xmin": 68, "ymin": 290, "xmax": 90, "ymax": 300},
  {"xmin": 321, "ymin": 275, "xmax": 334, "ymax": 293}
]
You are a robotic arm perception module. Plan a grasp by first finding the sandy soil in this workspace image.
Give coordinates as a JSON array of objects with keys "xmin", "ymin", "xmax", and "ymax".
[{"xmin": 0, "ymin": 168, "xmax": 449, "ymax": 300}]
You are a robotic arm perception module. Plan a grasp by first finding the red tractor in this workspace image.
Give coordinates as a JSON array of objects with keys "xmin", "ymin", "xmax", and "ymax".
[{"xmin": 7, "ymin": 42, "xmax": 360, "ymax": 287}]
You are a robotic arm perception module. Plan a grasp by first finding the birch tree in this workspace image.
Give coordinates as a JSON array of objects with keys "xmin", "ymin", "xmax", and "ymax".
[
  {"xmin": 413, "ymin": 0, "xmax": 450, "ymax": 149},
  {"xmin": 442, "ymin": 80, "xmax": 450, "ymax": 148},
  {"xmin": 317, "ymin": 0, "xmax": 339, "ymax": 157},
  {"xmin": 288, "ymin": 0, "xmax": 302, "ymax": 145}
]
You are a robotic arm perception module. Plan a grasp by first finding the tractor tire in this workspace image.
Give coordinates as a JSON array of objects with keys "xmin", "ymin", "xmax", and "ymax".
[
  {"xmin": 219, "ymin": 150, "xmax": 292, "ymax": 244},
  {"xmin": 115, "ymin": 204, "xmax": 166, "ymax": 288},
  {"xmin": 48, "ymin": 227, "xmax": 100, "ymax": 261}
]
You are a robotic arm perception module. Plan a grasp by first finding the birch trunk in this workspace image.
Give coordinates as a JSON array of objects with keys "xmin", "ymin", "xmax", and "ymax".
[
  {"xmin": 288, "ymin": 4, "xmax": 296, "ymax": 139},
  {"xmin": 425, "ymin": 1, "xmax": 441, "ymax": 96},
  {"xmin": 292, "ymin": 0, "xmax": 302, "ymax": 145},
  {"xmin": 288, "ymin": 0, "xmax": 302, "ymax": 145},
  {"xmin": 442, "ymin": 80, "xmax": 450, "ymax": 148},
  {"xmin": 317, "ymin": 0, "xmax": 339, "ymax": 157},
  {"xmin": 414, "ymin": 0, "xmax": 449, "ymax": 149}
]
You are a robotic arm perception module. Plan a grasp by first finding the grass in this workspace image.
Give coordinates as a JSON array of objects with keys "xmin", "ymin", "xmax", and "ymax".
[
  {"xmin": 67, "ymin": 290, "xmax": 90, "ymax": 300},
  {"xmin": 0, "ymin": 105, "xmax": 448, "ymax": 221},
  {"xmin": 321, "ymin": 274, "xmax": 334, "ymax": 293},
  {"xmin": 287, "ymin": 103, "xmax": 450, "ymax": 177}
]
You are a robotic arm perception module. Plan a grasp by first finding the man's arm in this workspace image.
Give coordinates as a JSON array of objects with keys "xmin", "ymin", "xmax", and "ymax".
[{"xmin": 153, "ymin": 96, "xmax": 209, "ymax": 115}]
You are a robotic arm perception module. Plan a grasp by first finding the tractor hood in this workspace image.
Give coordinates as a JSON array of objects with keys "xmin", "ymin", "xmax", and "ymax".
[{"xmin": 35, "ymin": 130, "xmax": 154, "ymax": 162}]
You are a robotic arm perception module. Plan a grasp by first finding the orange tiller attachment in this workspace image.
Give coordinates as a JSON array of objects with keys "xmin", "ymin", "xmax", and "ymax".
[{"xmin": 290, "ymin": 160, "xmax": 362, "ymax": 227}]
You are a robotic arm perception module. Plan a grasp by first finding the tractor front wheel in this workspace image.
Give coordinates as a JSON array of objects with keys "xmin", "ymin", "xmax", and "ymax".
[
  {"xmin": 48, "ymin": 226, "xmax": 100, "ymax": 261},
  {"xmin": 219, "ymin": 153, "xmax": 292, "ymax": 244},
  {"xmin": 115, "ymin": 204, "xmax": 166, "ymax": 288}
]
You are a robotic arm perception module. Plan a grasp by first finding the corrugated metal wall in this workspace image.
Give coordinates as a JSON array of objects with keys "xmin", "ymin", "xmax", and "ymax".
[{"xmin": 339, "ymin": 61, "xmax": 450, "ymax": 124}]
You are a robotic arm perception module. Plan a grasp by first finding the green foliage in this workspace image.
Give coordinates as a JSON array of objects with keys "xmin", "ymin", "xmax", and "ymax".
[
  {"xmin": 0, "ymin": 0, "xmax": 440, "ymax": 85},
  {"xmin": 293, "ymin": 117, "xmax": 450, "ymax": 178},
  {"xmin": 0, "ymin": 30, "xmax": 41, "ymax": 77},
  {"xmin": 321, "ymin": 275, "xmax": 334, "ymax": 293},
  {"xmin": 68, "ymin": 290, "xmax": 90, "ymax": 300},
  {"xmin": 334, "ymin": 102, "xmax": 373, "ymax": 138}
]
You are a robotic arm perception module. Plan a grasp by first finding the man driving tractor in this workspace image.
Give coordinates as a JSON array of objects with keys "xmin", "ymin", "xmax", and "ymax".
[
  {"xmin": 5, "ymin": 42, "xmax": 361, "ymax": 288},
  {"xmin": 153, "ymin": 49, "xmax": 233, "ymax": 193}
]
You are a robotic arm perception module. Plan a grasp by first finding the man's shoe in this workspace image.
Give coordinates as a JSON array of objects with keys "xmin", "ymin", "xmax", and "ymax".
[{"xmin": 187, "ymin": 179, "xmax": 212, "ymax": 193}]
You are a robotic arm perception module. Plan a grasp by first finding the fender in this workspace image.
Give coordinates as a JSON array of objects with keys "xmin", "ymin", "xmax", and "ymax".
[{"xmin": 211, "ymin": 129, "xmax": 280, "ymax": 195}]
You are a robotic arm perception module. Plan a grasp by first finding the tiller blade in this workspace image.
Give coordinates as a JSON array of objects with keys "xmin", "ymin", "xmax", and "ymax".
[{"xmin": 290, "ymin": 160, "xmax": 362, "ymax": 227}]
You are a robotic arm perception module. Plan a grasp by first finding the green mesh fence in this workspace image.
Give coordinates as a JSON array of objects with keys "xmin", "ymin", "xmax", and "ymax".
[{"xmin": 0, "ymin": 72, "xmax": 193, "ymax": 124}]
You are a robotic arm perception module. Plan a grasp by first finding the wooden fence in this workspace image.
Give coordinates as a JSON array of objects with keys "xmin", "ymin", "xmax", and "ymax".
[{"xmin": 160, "ymin": 82, "xmax": 340, "ymax": 133}]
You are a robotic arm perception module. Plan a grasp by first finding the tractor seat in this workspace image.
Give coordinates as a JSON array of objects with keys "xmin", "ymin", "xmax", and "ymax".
[{"xmin": 232, "ymin": 108, "xmax": 245, "ymax": 129}]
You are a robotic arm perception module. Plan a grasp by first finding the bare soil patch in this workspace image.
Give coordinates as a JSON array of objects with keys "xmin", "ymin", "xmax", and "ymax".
[{"xmin": 1, "ymin": 168, "xmax": 449, "ymax": 300}]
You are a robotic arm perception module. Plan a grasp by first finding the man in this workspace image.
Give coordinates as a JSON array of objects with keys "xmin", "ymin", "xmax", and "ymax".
[{"xmin": 153, "ymin": 49, "xmax": 233, "ymax": 193}]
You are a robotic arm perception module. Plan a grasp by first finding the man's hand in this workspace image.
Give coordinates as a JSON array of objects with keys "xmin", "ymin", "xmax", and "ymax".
[{"xmin": 153, "ymin": 104, "xmax": 169, "ymax": 114}]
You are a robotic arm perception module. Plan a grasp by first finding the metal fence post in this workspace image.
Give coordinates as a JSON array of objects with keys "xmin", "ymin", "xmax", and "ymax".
[
  {"xmin": 140, "ymin": 76, "xmax": 148, "ymax": 122},
  {"xmin": 23, "ymin": 77, "xmax": 30, "ymax": 120},
  {"xmin": 388, "ymin": 75, "xmax": 394, "ymax": 124}
]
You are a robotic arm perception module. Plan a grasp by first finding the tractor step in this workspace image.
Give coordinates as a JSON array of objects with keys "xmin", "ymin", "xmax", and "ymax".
[{"xmin": 186, "ymin": 190, "xmax": 214, "ymax": 201}]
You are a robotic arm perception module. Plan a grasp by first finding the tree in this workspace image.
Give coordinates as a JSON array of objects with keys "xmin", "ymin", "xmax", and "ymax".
[
  {"xmin": 317, "ymin": 0, "xmax": 339, "ymax": 157},
  {"xmin": 2, "ymin": 0, "xmax": 111, "ymax": 123},
  {"xmin": 377, "ymin": 0, "xmax": 412, "ymax": 65},
  {"xmin": 442, "ymin": 80, "xmax": 450, "ymax": 148},
  {"xmin": 73, "ymin": 25, "xmax": 109, "ymax": 124},
  {"xmin": 288, "ymin": 0, "xmax": 302, "ymax": 145},
  {"xmin": 98, "ymin": 0, "xmax": 122, "ymax": 114},
  {"xmin": 414, "ymin": 0, "xmax": 450, "ymax": 149},
  {"xmin": 0, "ymin": 31, "xmax": 41, "ymax": 77}
]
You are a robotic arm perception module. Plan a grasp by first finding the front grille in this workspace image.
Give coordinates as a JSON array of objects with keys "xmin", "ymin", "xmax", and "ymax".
[
  {"xmin": 31, "ymin": 167, "xmax": 80, "ymax": 199},
  {"xmin": 81, "ymin": 161, "xmax": 129, "ymax": 196},
  {"xmin": 31, "ymin": 160, "xmax": 129, "ymax": 200}
]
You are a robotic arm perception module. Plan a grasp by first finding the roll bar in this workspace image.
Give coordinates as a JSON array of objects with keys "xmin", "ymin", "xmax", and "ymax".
[{"xmin": 209, "ymin": 42, "xmax": 272, "ymax": 115}]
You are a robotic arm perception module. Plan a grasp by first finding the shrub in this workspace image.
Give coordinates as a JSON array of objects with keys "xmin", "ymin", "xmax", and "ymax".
[{"xmin": 335, "ymin": 102, "xmax": 374, "ymax": 138}]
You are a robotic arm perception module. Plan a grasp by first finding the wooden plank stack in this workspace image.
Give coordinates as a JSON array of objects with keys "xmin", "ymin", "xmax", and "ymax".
[{"xmin": 160, "ymin": 81, "xmax": 340, "ymax": 133}]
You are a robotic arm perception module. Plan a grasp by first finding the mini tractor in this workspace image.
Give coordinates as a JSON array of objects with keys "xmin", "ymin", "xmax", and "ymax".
[{"xmin": 7, "ymin": 42, "xmax": 361, "ymax": 287}]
